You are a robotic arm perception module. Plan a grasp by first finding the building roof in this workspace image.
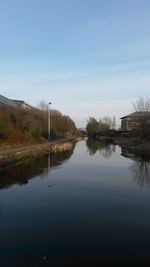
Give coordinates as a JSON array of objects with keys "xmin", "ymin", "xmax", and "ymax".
[
  {"xmin": 0, "ymin": 94, "xmax": 18, "ymax": 108},
  {"xmin": 0, "ymin": 94, "xmax": 33, "ymax": 109},
  {"xmin": 12, "ymin": 99, "xmax": 33, "ymax": 108},
  {"xmin": 120, "ymin": 111, "xmax": 150, "ymax": 119}
]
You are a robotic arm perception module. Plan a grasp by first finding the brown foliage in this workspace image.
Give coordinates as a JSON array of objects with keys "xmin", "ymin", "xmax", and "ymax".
[{"xmin": 0, "ymin": 104, "xmax": 76, "ymax": 146}]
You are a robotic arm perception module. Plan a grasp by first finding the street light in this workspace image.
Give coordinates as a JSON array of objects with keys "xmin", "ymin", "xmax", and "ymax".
[
  {"xmin": 66, "ymin": 116, "xmax": 70, "ymax": 138},
  {"xmin": 48, "ymin": 102, "xmax": 52, "ymax": 142}
]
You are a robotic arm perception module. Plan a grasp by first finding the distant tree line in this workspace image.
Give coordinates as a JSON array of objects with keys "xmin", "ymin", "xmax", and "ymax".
[
  {"xmin": 86, "ymin": 116, "xmax": 116, "ymax": 136},
  {"xmin": 86, "ymin": 97, "xmax": 150, "ymax": 139}
]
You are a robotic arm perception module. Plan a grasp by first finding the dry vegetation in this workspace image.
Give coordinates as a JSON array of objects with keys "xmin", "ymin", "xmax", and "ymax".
[{"xmin": 0, "ymin": 104, "xmax": 76, "ymax": 147}]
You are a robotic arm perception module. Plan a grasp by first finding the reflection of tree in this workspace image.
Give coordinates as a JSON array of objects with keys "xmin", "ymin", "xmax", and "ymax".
[
  {"xmin": 0, "ymin": 145, "xmax": 75, "ymax": 190},
  {"xmin": 86, "ymin": 139, "xmax": 116, "ymax": 158},
  {"xmin": 121, "ymin": 147, "xmax": 150, "ymax": 188},
  {"xmin": 101, "ymin": 144, "xmax": 116, "ymax": 158},
  {"xmin": 131, "ymin": 158, "xmax": 150, "ymax": 188}
]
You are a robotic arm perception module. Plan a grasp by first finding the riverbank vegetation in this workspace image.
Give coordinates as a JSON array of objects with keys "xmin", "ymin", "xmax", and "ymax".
[{"xmin": 0, "ymin": 103, "xmax": 76, "ymax": 147}]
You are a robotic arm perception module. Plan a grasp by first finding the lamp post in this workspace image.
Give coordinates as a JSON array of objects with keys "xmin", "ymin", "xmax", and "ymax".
[
  {"xmin": 48, "ymin": 102, "xmax": 52, "ymax": 142},
  {"xmin": 66, "ymin": 116, "xmax": 70, "ymax": 138}
]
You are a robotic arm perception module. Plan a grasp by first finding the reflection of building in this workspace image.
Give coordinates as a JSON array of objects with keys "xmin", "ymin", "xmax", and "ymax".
[
  {"xmin": 0, "ymin": 94, "xmax": 33, "ymax": 109},
  {"xmin": 120, "ymin": 112, "xmax": 150, "ymax": 131}
]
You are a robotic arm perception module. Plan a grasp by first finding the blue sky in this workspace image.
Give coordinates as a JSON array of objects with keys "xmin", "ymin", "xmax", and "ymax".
[{"xmin": 0, "ymin": 0, "xmax": 150, "ymax": 127}]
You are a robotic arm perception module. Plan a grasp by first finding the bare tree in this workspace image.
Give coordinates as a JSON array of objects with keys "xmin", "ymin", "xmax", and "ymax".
[
  {"xmin": 133, "ymin": 96, "xmax": 150, "ymax": 113},
  {"xmin": 37, "ymin": 101, "xmax": 48, "ymax": 112},
  {"xmin": 86, "ymin": 117, "xmax": 110, "ymax": 135},
  {"xmin": 132, "ymin": 97, "xmax": 150, "ymax": 132},
  {"xmin": 102, "ymin": 116, "xmax": 113, "ymax": 129}
]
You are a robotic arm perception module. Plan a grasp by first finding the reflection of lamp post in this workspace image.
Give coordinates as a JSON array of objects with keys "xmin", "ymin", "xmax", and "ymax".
[
  {"xmin": 48, "ymin": 102, "xmax": 52, "ymax": 142},
  {"xmin": 48, "ymin": 152, "xmax": 51, "ymax": 176}
]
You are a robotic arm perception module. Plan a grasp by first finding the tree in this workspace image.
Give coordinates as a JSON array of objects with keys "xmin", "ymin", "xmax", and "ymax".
[
  {"xmin": 37, "ymin": 102, "xmax": 76, "ymax": 138},
  {"xmin": 132, "ymin": 96, "xmax": 150, "ymax": 135},
  {"xmin": 37, "ymin": 101, "xmax": 48, "ymax": 112},
  {"xmin": 86, "ymin": 117, "xmax": 111, "ymax": 135},
  {"xmin": 86, "ymin": 117, "xmax": 100, "ymax": 134},
  {"xmin": 133, "ymin": 96, "xmax": 150, "ymax": 113},
  {"xmin": 0, "ymin": 102, "xmax": 77, "ymax": 144},
  {"xmin": 102, "ymin": 116, "xmax": 114, "ymax": 129}
]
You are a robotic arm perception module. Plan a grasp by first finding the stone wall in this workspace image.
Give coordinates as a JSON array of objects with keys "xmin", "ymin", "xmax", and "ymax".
[{"xmin": 0, "ymin": 140, "xmax": 74, "ymax": 167}]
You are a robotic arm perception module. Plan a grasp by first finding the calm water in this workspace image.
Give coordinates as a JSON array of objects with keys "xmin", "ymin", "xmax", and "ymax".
[{"xmin": 0, "ymin": 140, "xmax": 150, "ymax": 267}]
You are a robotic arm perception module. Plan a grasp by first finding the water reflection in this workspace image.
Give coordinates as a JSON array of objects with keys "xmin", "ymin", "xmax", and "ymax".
[
  {"xmin": 132, "ymin": 159, "xmax": 150, "ymax": 188},
  {"xmin": 86, "ymin": 140, "xmax": 150, "ymax": 188},
  {"xmin": 121, "ymin": 148, "xmax": 150, "ymax": 188},
  {"xmin": 0, "ymin": 148, "xmax": 75, "ymax": 190},
  {"xmin": 86, "ymin": 139, "xmax": 116, "ymax": 158},
  {"xmin": 1, "ymin": 140, "xmax": 150, "ymax": 266}
]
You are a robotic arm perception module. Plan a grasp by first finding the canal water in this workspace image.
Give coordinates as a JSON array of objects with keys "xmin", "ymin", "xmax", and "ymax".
[{"xmin": 0, "ymin": 140, "xmax": 150, "ymax": 266}]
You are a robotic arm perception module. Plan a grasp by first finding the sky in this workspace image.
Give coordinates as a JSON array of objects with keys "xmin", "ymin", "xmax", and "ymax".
[{"xmin": 0, "ymin": 0, "xmax": 150, "ymax": 127}]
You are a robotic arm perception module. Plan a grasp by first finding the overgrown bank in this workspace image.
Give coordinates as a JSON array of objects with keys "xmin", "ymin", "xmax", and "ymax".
[{"xmin": 0, "ymin": 104, "xmax": 77, "ymax": 148}]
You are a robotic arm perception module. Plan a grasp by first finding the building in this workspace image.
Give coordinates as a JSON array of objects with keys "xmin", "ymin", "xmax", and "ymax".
[
  {"xmin": 11, "ymin": 99, "xmax": 33, "ymax": 109},
  {"xmin": 0, "ymin": 95, "xmax": 33, "ymax": 109},
  {"xmin": 120, "ymin": 112, "xmax": 150, "ymax": 131},
  {"xmin": 0, "ymin": 95, "xmax": 18, "ymax": 108}
]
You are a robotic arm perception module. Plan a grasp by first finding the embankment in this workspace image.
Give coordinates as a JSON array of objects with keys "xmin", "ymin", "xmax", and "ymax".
[{"xmin": 0, "ymin": 139, "xmax": 76, "ymax": 167}]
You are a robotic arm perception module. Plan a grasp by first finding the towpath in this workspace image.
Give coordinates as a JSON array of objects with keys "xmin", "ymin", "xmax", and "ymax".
[{"xmin": 0, "ymin": 138, "xmax": 74, "ymax": 167}]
